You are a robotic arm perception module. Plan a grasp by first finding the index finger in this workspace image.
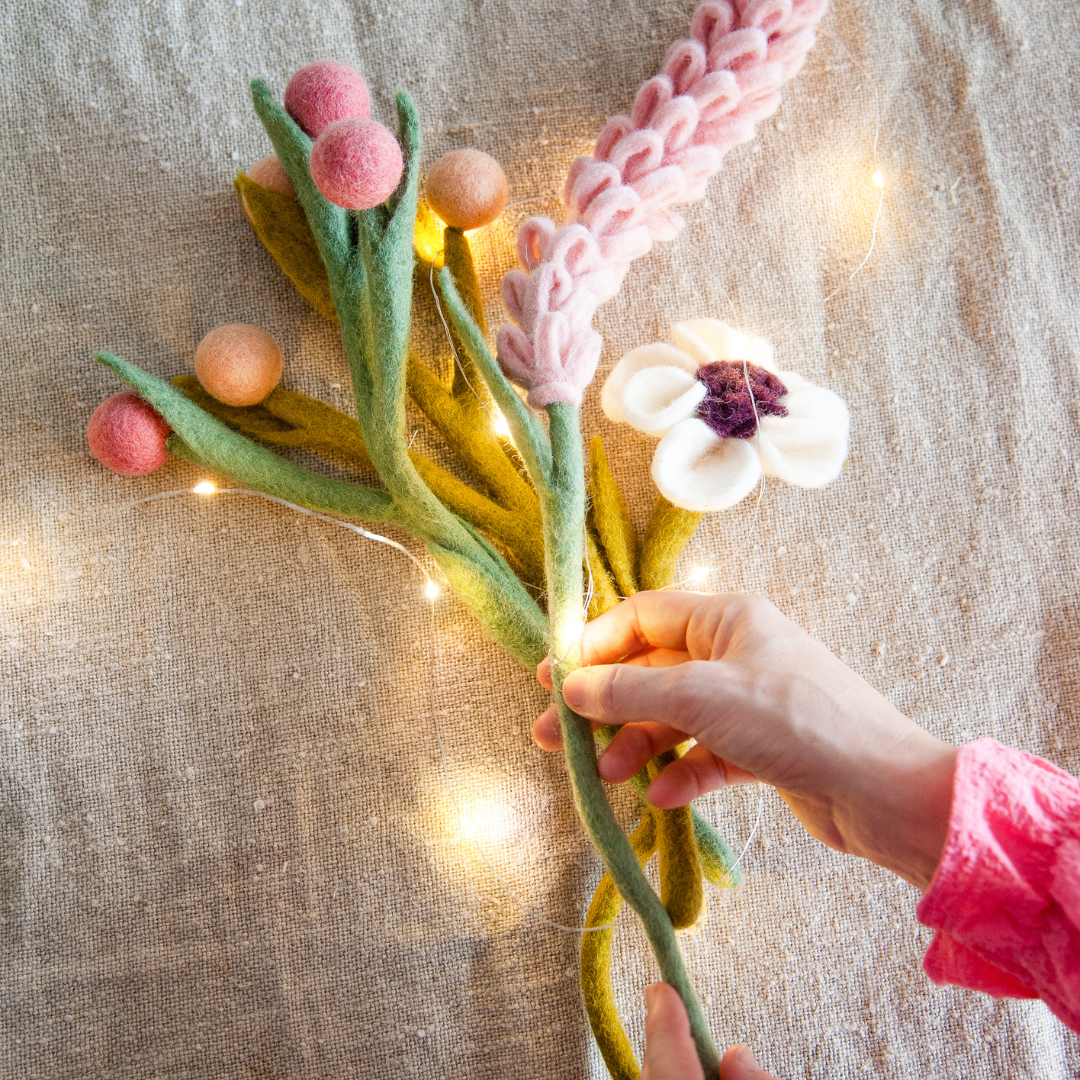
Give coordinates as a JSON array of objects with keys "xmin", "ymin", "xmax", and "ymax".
[{"xmin": 578, "ymin": 590, "xmax": 722, "ymax": 668}]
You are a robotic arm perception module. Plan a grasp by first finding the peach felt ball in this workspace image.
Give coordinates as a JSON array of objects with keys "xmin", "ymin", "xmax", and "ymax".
[
  {"xmin": 247, "ymin": 154, "xmax": 295, "ymax": 196},
  {"xmin": 424, "ymin": 149, "xmax": 508, "ymax": 230},
  {"xmin": 87, "ymin": 392, "xmax": 171, "ymax": 476},
  {"xmin": 284, "ymin": 60, "xmax": 371, "ymax": 138},
  {"xmin": 194, "ymin": 324, "xmax": 283, "ymax": 407},
  {"xmin": 309, "ymin": 118, "xmax": 403, "ymax": 211}
]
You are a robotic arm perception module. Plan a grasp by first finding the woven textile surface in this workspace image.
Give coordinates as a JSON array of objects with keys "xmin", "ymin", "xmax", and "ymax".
[{"xmin": 2, "ymin": 0, "xmax": 1079, "ymax": 1076}]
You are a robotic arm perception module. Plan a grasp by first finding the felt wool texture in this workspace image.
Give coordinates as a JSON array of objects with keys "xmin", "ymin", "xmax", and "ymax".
[
  {"xmin": 604, "ymin": 319, "xmax": 849, "ymax": 510},
  {"xmin": 589, "ymin": 434, "xmax": 640, "ymax": 598},
  {"xmin": 586, "ymin": 527, "xmax": 621, "ymax": 619},
  {"xmin": 172, "ymin": 377, "xmax": 544, "ymax": 588},
  {"xmin": 246, "ymin": 153, "xmax": 295, "ymax": 196},
  {"xmin": 424, "ymin": 149, "xmax": 509, "ymax": 231},
  {"xmin": 581, "ymin": 810, "xmax": 659, "ymax": 1080},
  {"xmin": 309, "ymin": 117, "xmax": 404, "ymax": 211},
  {"xmin": 284, "ymin": 59, "xmax": 371, "ymax": 137},
  {"xmin": 234, "ymin": 172, "xmax": 339, "ymax": 321},
  {"xmin": 538, "ymin": 400, "xmax": 720, "ymax": 1074},
  {"xmin": 638, "ymin": 496, "xmax": 704, "ymax": 592},
  {"xmin": 85, "ymin": 390, "xmax": 171, "ymax": 476},
  {"xmin": 12, "ymin": 4, "xmax": 1080, "ymax": 1078},
  {"xmin": 649, "ymin": 752, "xmax": 705, "ymax": 930},
  {"xmin": 442, "ymin": 227, "xmax": 492, "ymax": 400},
  {"xmin": 194, "ymin": 323, "xmax": 284, "ymax": 407},
  {"xmin": 248, "ymin": 80, "xmax": 550, "ymax": 668},
  {"xmin": 495, "ymin": 0, "xmax": 826, "ymax": 409}
]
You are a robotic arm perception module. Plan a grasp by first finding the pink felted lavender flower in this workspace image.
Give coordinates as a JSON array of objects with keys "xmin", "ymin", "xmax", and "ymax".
[
  {"xmin": 497, "ymin": 0, "xmax": 828, "ymax": 408},
  {"xmin": 601, "ymin": 319, "xmax": 849, "ymax": 510}
]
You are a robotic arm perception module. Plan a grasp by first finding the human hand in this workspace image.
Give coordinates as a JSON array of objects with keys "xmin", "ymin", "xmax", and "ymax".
[
  {"xmin": 534, "ymin": 592, "xmax": 957, "ymax": 889},
  {"xmin": 642, "ymin": 982, "xmax": 776, "ymax": 1079}
]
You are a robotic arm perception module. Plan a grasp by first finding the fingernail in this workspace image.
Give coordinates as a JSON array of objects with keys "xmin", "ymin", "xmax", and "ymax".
[
  {"xmin": 733, "ymin": 1045, "xmax": 760, "ymax": 1069},
  {"xmin": 644, "ymin": 983, "xmax": 659, "ymax": 1010},
  {"xmin": 562, "ymin": 671, "xmax": 586, "ymax": 708}
]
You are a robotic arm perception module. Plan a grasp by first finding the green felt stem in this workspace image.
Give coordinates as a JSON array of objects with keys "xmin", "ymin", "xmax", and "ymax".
[
  {"xmin": 171, "ymin": 377, "xmax": 542, "ymax": 588},
  {"xmin": 436, "ymin": 266, "xmax": 551, "ymax": 485},
  {"xmin": 543, "ymin": 404, "xmax": 719, "ymax": 1078},
  {"xmin": 581, "ymin": 810, "xmax": 658, "ymax": 1080},
  {"xmin": 248, "ymin": 80, "xmax": 547, "ymax": 668},
  {"xmin": 96, "ymin": 353, "xmax": 398, "ymax": 524}
]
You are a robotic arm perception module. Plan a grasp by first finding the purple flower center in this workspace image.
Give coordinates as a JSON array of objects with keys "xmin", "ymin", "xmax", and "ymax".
[{"xmin": 695, "ymin": 360, "xmax": 788, "ymax": 439}]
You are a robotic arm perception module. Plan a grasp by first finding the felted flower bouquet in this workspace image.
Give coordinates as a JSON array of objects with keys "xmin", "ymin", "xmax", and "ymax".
[{"xmin": 86, "ymin": 4, "xmax": 849, "ymax": 1074}]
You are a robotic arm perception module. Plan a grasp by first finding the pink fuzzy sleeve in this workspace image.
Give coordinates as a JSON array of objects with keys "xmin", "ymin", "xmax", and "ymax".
[{"xmin": 916, "ymin": 738, "xmax": 1080, "ymax": 1032}]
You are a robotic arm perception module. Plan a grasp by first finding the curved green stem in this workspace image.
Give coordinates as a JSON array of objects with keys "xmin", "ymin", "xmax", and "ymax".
[{"xmin": 544, "ymin": 404, "xmax": 719, "ymax": 1077}]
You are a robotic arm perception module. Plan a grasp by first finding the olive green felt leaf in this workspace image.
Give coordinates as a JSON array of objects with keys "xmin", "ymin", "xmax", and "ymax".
[
  {"xmin": 442, "ymin": 226, "xmax": 492, "ymax": 403},
  {"xmin": 586, "ymin": 527, "xmax": 620, "ymax": 620},
  {"xmin": 589, "ymin": 435, "xmax": 639, "ymax": 598},
  {"xmin": 639, "ymin": 496, "xmax": 704, "ymax": 591},
  {"xmin": 97, "ymin": 352, "xmax": 396, "ymax": 525},
  {"xmin": 235, "ymin": 172, "xmax": 338, "ymax": 323}
]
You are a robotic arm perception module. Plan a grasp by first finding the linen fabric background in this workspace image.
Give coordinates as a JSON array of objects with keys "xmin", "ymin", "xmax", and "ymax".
[{"xmin": 1, "ymin": 0, "xmax": 1078, "ymax": 1076}]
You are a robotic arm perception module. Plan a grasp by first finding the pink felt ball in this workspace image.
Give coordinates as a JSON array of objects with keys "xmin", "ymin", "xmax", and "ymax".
[
  {"xmin": 87, "ymin": 392, "xmax": 171, "ymax": 476},
  {"xmin": 247, "ymin": 154, "xmax": 295, "ymax": 196},
  {"xmin": 195, "ymin": 323, "xmax": 283, "ymax": 407},
  {"xmin": 285, "ymin": 60, "xmax": 371, "ymax": 138},
  {"xmin": 309, "ymin": 118, "xmax": 404, "ymax": 211}
]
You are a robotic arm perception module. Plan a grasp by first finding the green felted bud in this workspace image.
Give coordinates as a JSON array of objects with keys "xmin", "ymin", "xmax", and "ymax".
[
  {"xmin": 234, "ymin": 171, "xmax": 338, "ymax": 323},
  {"xmin": 589, "ymin": 435, "xmax": 640, "ymax": 597},
  {"xmin": 639, "ymin": 496, "xmax": 704, "ymax": 591},
  {"xmin": 581, "ymin": 810, "xmax": 658, "ymax": 1080}
]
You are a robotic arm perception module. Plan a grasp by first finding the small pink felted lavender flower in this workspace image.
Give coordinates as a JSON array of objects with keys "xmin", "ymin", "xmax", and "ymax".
[
  {"xmin": 497, "ymin": 0, "xmax": 827, "ymax": 411},
  {"xmin": 601, "ymin": 318, "xmax": 849, "ymax": 511}
]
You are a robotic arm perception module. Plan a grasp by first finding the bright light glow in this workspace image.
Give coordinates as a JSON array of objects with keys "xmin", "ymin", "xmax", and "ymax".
[
  {"xmin": 690, "ymin": 566, "xmax": 711, "ymax": 582},
  {"xmin": 458, "ymin": 797, "xmax": 512, "ymax": 843},
  {"xmin": 424, "ymin": 578, "xmax": 441, "ymax": 600},
  {"xmin": 491, "ymin": 409, "xmax": 511, "ymax": 437},
  {"xmin": 872, "ymin": 170, "xmax": 885, "ymax": 188},
  {"xmin": 559, "ymin": 616, "xmax": 586, "ymax": 650},
  {"xmin": 413, "ymin": 199, "xmax": 445, "ymax": 265},
  {"xmin": 192, "ymin": 481, "xmax": 216, "ymax": 495}
]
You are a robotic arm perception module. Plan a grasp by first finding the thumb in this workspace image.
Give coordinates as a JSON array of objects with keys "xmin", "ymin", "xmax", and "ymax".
[
  {"xmin": 562, "ymin": 660, "xmax": 720, "ymax": 730},
  {"xmin": 640, "ymin": 983, "xmax": 705, "ymax": 1080},
  {"xmin": 720, "ymin": 1044, "xmax": 777, "ymax": 1080}
]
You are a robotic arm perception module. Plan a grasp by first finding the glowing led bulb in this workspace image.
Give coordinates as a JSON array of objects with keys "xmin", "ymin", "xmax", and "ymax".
[
  {"xmin": 872, "ymin": 170, "xmax": 885, "ymax": 188},
  {"xmin": 458, "ymin": 797, "xmax": 511, "ymax": 843},
  {"xmin": 192, "ymin": 481, "xmax": 216, "ymax": 495},
  {"xmin": 491, "ymin": 409, "xmax": 511, "ymax": 438},
  {"xmin": 690, "ymin": 566, "xmax": 711, "ymax": 582},
  {"xmin": 424, "ymin": 578, "xmax": 441, "ymax": 600}
]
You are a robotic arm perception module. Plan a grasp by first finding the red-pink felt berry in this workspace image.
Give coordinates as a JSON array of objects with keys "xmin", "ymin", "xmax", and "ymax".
[
  {"xmin": 87, "ymin": 392, "xmax": 171, "ymax": 476},
  {"xmin": 285, "ymin": 60, "xmax": 371, "ymax": 138},
  {"xmin": 309, "ymin": 118, "xmax": 404, "ymax": 211}
]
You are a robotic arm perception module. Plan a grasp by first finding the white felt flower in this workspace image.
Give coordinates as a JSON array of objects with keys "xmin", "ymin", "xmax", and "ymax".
[{"xmin": 600, "ymin": 319, "xmax": 850, "ymax": 512}]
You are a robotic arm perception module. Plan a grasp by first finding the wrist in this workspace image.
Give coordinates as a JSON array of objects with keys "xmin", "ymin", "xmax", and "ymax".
[{"xmin": 839, "ymin": 732, "xmax": 958, "ymax": 890}]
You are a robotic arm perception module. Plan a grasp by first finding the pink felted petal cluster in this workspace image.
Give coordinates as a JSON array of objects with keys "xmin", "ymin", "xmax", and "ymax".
[{"xmin": 497, "ymin": 0, "xmax": 826, "ymax": 409}]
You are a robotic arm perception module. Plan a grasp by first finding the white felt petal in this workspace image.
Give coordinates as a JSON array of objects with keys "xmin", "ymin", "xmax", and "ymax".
[
  {"xmin": 671, "ymin": 318, "xmax": 749, "ymax": 364},
  {"xmin": 651, "ymin": 418, "xmax": 762, "ymax": 511},
  {"xmin": 621, "ymin": 368, "xmax": 707, "ymax": 435},
  {"xmin": 746, "ymin": 335, "xmax": 777, "ymax": 371},
  {"xmin": 600, "ymin": 343, "xmax": 698, "ymax": 423},
  {"xmin": 756, "ymin": 374, "xmax": 850, "ymax": 488}
]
